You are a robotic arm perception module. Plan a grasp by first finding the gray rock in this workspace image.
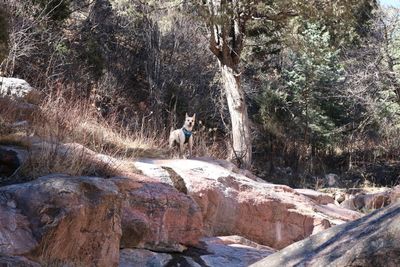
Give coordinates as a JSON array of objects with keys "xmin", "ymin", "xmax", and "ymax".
[
  {"xmin": 119, "ymin": 236, "xmax": 275, "ymax": 267},
  {"xmin": 119, "ymin": 249, "xmax": 172, "ymax": 267},
  {"xmin": 0, "ymin": 77, "xmax": 33, "ymax": 99},
  {"xmin": 250, "ymin": 202, "xmax": 400, "ymax": 267},
  {"xmin": 0, "ymin": 202, "xmax": 38, "ymax": 255},
  {"xmin": 324, "ymin": 173, "xmax": 340, "ymax": 187},
  {"xmin": 199, "ymin": 236, "xmax": 274, "ymax": 267},
  {"xmin": 0, "ymin": 255, "xmax": 41, "ymax": 267}
]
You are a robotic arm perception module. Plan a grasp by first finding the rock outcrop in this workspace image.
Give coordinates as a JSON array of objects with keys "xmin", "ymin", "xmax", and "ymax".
[
  {"xmin": 0, "ymin": 175, "xmax": 122, "ymax": 267},
  {"xmin": 111, "ymin": 176, "xmax": 203, "ymax": 252},
  {"xmin": 340, "ymin": 190, "xmax": 391, "ymax": 211},
  {"xmin": 0, "ymin": 145, "xmax": 370, "ymax": 266},
  {"xmin": 251, "ymin": 202, "xmax": 400, "ymax": 267},
  {"xmin": 135, "ymin": 159, "xmax": 362, "ymax": 249},
  {"xmin": 0, "ymin": 173, "xmax": 204, "ymax": 266}
]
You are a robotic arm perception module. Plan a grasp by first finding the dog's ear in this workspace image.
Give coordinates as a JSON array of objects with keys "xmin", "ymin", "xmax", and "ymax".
[
  {"xmin": 192, "ymin": 113, "xmax": 196, "ymax": 120},
  {"xmin": 185, "ymin": 113, "xmax": 189, "ymax": 118}
]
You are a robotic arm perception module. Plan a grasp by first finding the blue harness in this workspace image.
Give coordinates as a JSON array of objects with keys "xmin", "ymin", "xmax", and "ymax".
[{"xmin": 182, "ymin": 127, "xmax": 192, "ymax": 144}]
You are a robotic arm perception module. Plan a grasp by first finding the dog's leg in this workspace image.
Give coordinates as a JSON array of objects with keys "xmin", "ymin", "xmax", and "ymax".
[
  {"xmin": 188, "ymin": 136, "xmax": 193, "ymax": 158},
  {"xmin": 179, "ymin": 142, "xmax": 185, "ymax": 159},
  {"xmin": 177, "ymin": 131, "xmax": 186, "ymax": 159}
]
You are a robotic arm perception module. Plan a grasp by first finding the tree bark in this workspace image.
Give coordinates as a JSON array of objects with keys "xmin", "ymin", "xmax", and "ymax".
[
  {"xmin": 220, "ymin": 63, "xmax": 252, "ymax": 168},
  {"xmin": 205, "ymin": 0, "xmax": 252, "ymax": 168}
]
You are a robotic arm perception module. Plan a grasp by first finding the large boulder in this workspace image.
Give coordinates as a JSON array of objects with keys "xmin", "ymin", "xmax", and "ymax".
[
  {"xmin": 0, "ymin": 175, "xmax": 122, "ymax": 267},
  {"xmin": 0, "ymin": 77, "xmax": 33, "ymax": 99},
  {"xmin": 135, "ymin": 159, "xmax": 361, "ymax": 249},
  {"xmin": 111, "ymin": 176, "xmax": 203, "ymax": 252},
  {"xmin": 251, "ymin": 202, "xmax": 400, "ymax": 267},
  {"xmin": 0, "ymin": 173, "xmax": 204, "ymax": 265}
]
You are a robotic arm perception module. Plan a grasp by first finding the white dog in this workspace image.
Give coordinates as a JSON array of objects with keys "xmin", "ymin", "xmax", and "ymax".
[{"xmin": 169, "ymin": 113, "xmax": 196, "ymax": 158}]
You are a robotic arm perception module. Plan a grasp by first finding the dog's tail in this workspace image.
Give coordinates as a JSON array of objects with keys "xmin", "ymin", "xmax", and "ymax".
[{"xmin": 170, "ymin": 127, "xmax": 174, "ymax": 133}]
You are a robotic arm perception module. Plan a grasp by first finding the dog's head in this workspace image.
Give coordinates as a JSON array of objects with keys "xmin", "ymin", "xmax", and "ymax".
[{"xmin": 184, "ymin": 113, "xmax": 196, "ymax": 130}]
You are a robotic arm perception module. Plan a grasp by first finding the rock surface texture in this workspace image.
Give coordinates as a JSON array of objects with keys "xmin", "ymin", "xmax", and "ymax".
[
  {"xmin": 250, "ymin": 202, "xmax": 400, "ymax": 267},
  {"xmin": 0, "ymin": 151, "xmax": 369, "ymax": 266},
  {"xmin": 135, "ymin": 159, "xmax": 362, "ymax": 249},
  {"xmin": 0, "ymin": 173, "xmax": 204, "ymax": 266},
  {"xmin": 0, "ymin": 176, "xmax": 122, "ymax": 267},
  {"xmin": 338, "ymin": 186, "xmax": 400, "ymax": 212},
  {"xmin": 0, "ymin": 255, "xmax": 41, "ymax": 267},
  {"xmin": 111, "ymin": 176, "xmax": 203, "ymax": 252},
  {"xmin": 120, "ymin": 235, "xmax": 275, "ymax": 267}
]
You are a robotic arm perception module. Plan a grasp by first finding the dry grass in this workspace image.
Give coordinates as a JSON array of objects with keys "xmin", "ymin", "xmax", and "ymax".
[
  {"xmin": 0, "ymin": 90, "xmax": 228, "ymax": 181},
  {"xmin": 0, "ymin": 92, "xmax": 168, "ymax": 180},
  {"xmin": 19, "ymin": 142, "xmax": 120, "ymax": 179},
  {"xmin": 25, "ymin": 92, "xmax": 169, "ymax": 160},
  {"xmin": 193, "ymin": 120, "xmax": 229, "ymax": 159}
]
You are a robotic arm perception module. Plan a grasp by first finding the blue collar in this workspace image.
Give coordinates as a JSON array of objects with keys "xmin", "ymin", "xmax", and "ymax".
[{"xmin": 182, "ymin": 127, "xmax": 192, "ymax": 138}]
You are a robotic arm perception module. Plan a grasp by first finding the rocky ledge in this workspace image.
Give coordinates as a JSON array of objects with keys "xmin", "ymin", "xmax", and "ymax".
[
  {"xmin": 1, "ymin": 145, "xmax": 397, "ymax": 266},
  {"xmin": 135, "ymin": 158, "xmax": 361, "ymax": 249},
  {"xmin": 251, "ymin": 201, "xmax": 400, "ymax": 267}
]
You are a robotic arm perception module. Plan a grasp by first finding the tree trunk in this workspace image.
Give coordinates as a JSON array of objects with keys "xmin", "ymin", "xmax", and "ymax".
[
  {"xmin": 205, "ymin": 0, "xmax": 252, "ymax": 168},
  {"xmin": 221, "ymin": 64, "xmax": 252, "ymax": 168}
]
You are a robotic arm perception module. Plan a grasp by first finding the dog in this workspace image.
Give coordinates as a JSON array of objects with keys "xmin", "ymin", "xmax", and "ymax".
[{"xmin": 169, "ymin": 113, "xmax": 196, "ymax": 158}]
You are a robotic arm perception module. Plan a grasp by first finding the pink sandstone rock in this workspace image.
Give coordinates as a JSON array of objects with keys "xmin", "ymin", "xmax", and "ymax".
[
  {"xmin": 135, "ymin": 159, "xmax": 362, "ymax": 249},
  {"xmin": 111, "ymin": 176, "xmax": 204, "ymax": 252},
  {"xmin": 0, "ymin": 175, "xmax": 122, "ymax": 267}
]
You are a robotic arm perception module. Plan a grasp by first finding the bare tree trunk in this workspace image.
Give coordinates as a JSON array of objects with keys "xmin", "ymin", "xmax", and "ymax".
[
  {"xmin": 205, "ymin": 0, "xmax": 252, "ymax": 168},
  {"xmin": 221, "ymin": 64, "xmax": 252, "ymax": 168}
]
